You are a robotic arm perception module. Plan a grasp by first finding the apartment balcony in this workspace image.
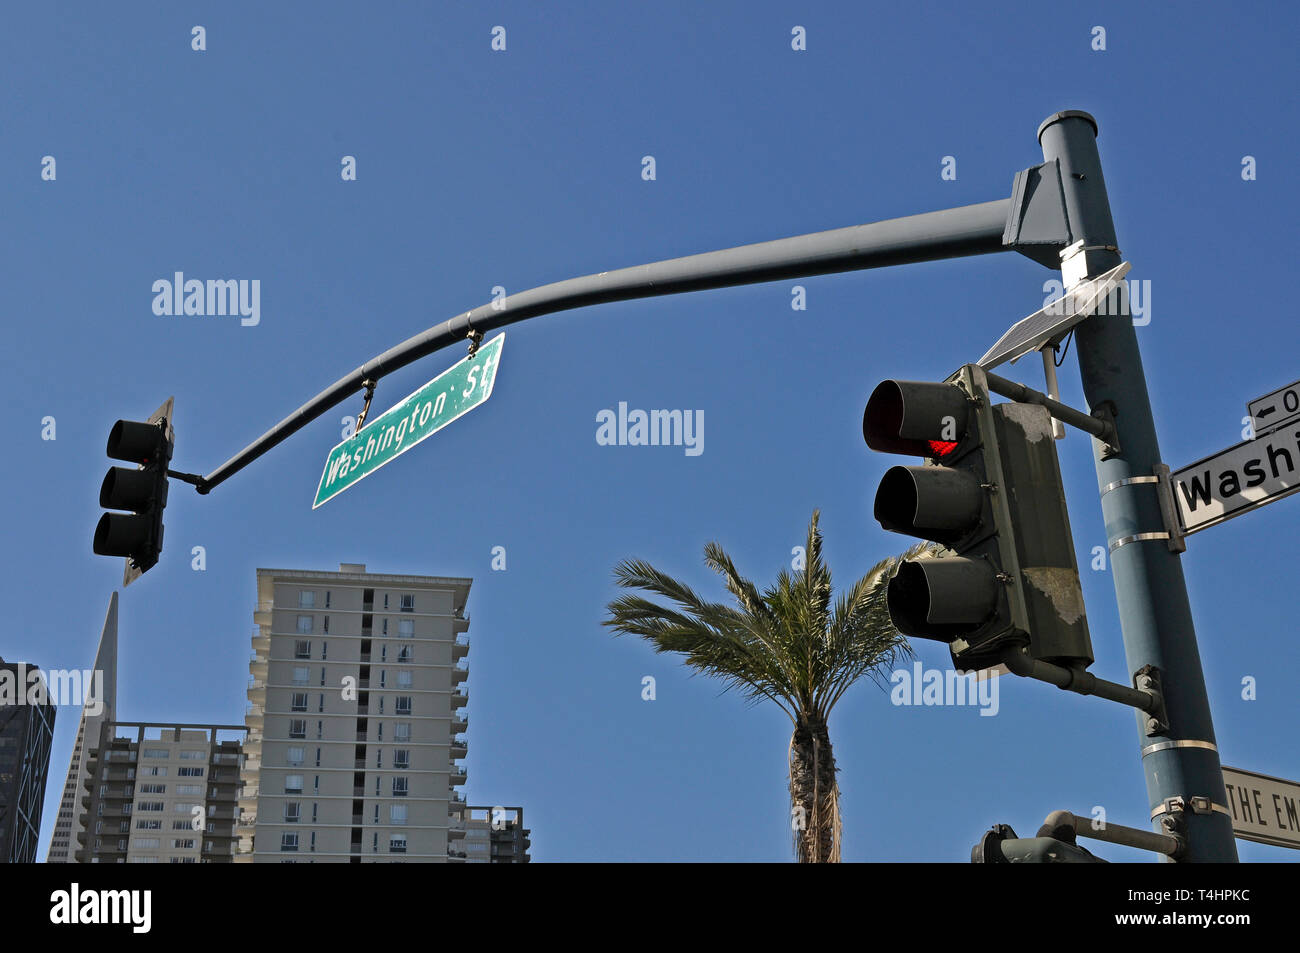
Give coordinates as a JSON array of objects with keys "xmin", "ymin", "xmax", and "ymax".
[
  {"xmin": 451, "ymin": 665, "xmax": 468, "ymax": 686},
  {"xmin": 450, "ymin": 767, "xmax": 467, "ymax": 787},
  {"xmin": 245, "ymin": 708, "xmax": 263, "ymax": 729},
  {"xmin": 451, "ymin": 714, "xmax": 468, "ymax": 735},
  {"xmin": 451, "ymin": 688, "xmax": 468, "ymax": 709},
  {"xmin": 447, "ymin": 827, "xmax": 466, "ymax": 841},
  {"xmin": 450, "ymin": 740, "xmax": 467, "ymax": 759},
  {"xmin": 447, "ymin": 848, "xmax": 468, "ymax": 862},
  {"xmin": 452, "ymin": 638, "xmax": 469, "ymax": 661},
  {"xmin": 449, "ymin": 793, "xmax": 466, "ymax": 809}
]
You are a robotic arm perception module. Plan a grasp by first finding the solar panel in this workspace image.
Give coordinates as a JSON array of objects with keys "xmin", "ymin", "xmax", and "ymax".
[{"xmin": 978, "ymin": 262, "xmax": 1131, "ymax": 369}]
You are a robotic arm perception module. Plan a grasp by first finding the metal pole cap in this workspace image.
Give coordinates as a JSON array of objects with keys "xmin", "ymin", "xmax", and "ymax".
[{"xmin": 1037, "ymin": 110, "xmax": 1099, "ymax": 144}]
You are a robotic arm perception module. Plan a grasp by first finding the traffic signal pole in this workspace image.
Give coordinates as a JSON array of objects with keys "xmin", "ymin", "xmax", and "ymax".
[{"xmin": 1037, "ymin": 111, "xmax": 1237, "ymax": 861}]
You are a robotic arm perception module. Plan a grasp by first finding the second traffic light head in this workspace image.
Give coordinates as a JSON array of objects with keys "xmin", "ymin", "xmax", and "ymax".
[{"xmin": 875, "ymin": 465, "xmax": 984, "ymax": 544}]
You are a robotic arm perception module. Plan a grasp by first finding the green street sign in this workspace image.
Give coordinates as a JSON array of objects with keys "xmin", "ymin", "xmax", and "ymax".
[{"xmin": 313, "ymin": 333, "xmax": 504, "ymax": 508}]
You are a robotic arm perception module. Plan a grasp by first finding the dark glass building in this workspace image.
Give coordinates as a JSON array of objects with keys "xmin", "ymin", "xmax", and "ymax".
[{"xmin": 0, "ymin": 659, "xmax": 56, "ymax": 863}]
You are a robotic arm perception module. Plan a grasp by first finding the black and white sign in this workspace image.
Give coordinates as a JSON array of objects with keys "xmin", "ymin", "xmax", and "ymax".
[
  {"xmin": 1171, "ymin": 424, "xmax": 1300, "ymax": 534},
  {"xmin": 1248, "ymin": 378, "xmax": 1300, "ymax": 436},
  {"xmin": 1222, "ymin": 766, "xmax": 1300, "ymax": 849}
]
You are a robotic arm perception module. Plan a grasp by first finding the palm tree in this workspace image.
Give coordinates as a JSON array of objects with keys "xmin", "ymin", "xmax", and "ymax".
[{"xmin": 604, "ymin": 509, "xmax": 929, "ymax": 863}]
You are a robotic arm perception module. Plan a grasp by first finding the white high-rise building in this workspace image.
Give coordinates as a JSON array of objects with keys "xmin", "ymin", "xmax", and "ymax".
[
  {"xmin": 237, "ymin": 564, "xmax": 471, "ymax": 862},
  {"xmin": 45, "ymin": 593, "xmax": 118, "ymax": 862}
]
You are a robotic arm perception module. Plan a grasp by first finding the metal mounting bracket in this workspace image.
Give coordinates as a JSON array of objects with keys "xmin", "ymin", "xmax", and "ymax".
[
  {"xmin": 1135, "ymin": 665, "xmax": 1168, "ymax": 736},
  {"xmin": 1092, "ymin": 400, "xmax": 1121, "ymax": 458}
]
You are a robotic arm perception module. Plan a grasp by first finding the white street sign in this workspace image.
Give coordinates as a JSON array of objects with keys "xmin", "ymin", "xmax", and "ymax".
[
  {"xmin": 1248, "ymin": 378, "xmax": 1300, "ymax": 436},
  {"xmin": 1222, "ymin": 766, "xmax": 1300, "ymax": 849},
  {"xmin": 1170, "ymin": 423, "xmax": 1300, "ymax": 534}
]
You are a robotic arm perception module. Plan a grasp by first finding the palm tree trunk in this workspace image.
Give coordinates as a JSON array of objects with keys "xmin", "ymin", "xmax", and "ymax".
[{"xmin": 789, "ymin": 719, "xmax": 841, "ymax": 862}]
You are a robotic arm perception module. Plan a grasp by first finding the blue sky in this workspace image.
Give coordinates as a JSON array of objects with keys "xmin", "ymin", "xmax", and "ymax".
[{"xmin": 4, "ymin": 1, "xmax": 1296, "ymax": 861}]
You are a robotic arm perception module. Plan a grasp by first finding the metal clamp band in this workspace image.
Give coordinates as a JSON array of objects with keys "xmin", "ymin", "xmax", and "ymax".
[
  {"xmin": 1100, "ymin": 475, "xmax": 1160, "ymax": 496},
  {"xmin": 1109, "ymin": 532, "xmax": 1171, "ymax": 553},
  {"xmin": 1141, "ymin": 739, "xmax": 1218, "ymax": 758},
  {"xmin": 1151, "ymin": 801, "xmax": 1230, "ymax": 820}
]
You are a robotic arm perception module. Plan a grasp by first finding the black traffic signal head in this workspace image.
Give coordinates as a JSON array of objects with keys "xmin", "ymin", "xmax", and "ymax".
[
  {"xmin": 863, "ymin": 379, "xmax": 970, "ymax": 458},
  {"xmin": 864, "ymin": 366, "xmax": 1091, "ymax": 672},
  {"xmin": 93, "ymin": 399, "xmax": 174, "ymax": 585}
]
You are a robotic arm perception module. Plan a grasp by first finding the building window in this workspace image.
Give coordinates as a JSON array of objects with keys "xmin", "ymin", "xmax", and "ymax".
[
  {"xmin": 400, "ymin": 594, "xmax": 414, "ymax": 613},
  {"xmin": 324, "ymin": 591, "xmax": 331, "ymax": 608},
  {"xmin": 315, "ymin": 747, "xmax": 321, "ymax": 767},
  {"xmin": 392, "ymin": 777, "xmax": 408, "ymax": 797},
  {"xmin": 297, "ymin": 615, "xmax": 313, "ymax": 634},
  {"xmin": 141, "ymin": 748, "xmax": 169, "ymax": 759},
  {"xmin": 395, "ymin": 696, "xmax": 412, "ymax": 715},
  {"xmin": 179, "ymin": 750, "xmax": 205, "ymax": 760},
  {"xmin": 292, "ymin": 666, "xmax": 310, "ymax": 686},
  {"xmin": 390, "ymin": 835, "xmax": 407, "ymax": 854},
  {"xmin": 177, "ymin": 766, "xmax": 204, "ymax": 777},
  {"xmin": 134, "ymin": 839, "xmax": 160, "ymax": 849},
  {"xmin": 321, "ymin": 642, "xmax": 327, "ymax": 661},
  {"xmin": 381, "ymin": 644, "xmax": 388, "ymax": 661},
  {"xmin": 291, "ymin": 692, "xmax": 309, "ymax": 712},
  {"xmin": 294, "ymin": 640, "xmax": 311, "ymax": 659},
  {"xmin": 397, "ymin": 670, "xmax": 412, "ymax": 689},
  {"xmin": 299, "ymin": 591, "xmax": 315, "ymax": 608},
  {"xmin": 373, "ymin": 806, "xmax": 380, "ymax": 825},
  {"xmin": 390, "ymin": 804, "xmax": 407, "ymax": 824},
  {"xmin": 284, "ymin": 802, "xmax": 301, "ymax": 823},
  {"xmin": 383, "ymin": 594, "xmax": 389, "ymax": 610},
  {"xmin": 318, "ymin": 693, "xmax": 325, "ymax": 713},
  {"xmin": 398, "ymin": 619, "xmax": 414, "ymax": 637},
  {"xmin": 379, "ymin": 697, "xmax": 385, "ymax": 715},
  {"xmin": 141, "ymin": 766, "xmax": 164, "ymax": 777},
  {"xmin": 382, "ymin": 619, "xmax": 389, "ymax": 636},
  {"xmin": 322, "ymin": 615, "xmax": 330, "ymax": 634},
  {"xmin": 288, "ymin": 720, "xmax": 307, "ymax": 739},
  {"xmin": 285, "ymin": 775, "xmax": 304, "ymax": 794},
  {"xmin": 394, "ymin": 723, "xmax": 411, "ymax": 743},
  {"xmin": 380, "ymin": 670, "xmax": 386, "ymax": 688},
  {"xmin": 281, "ymin": 833, "xmax": 299, "ymax": 852},
  {"xmin": 175, "ymin": 784, "xmax": 202, "ymax": 796},
  {"xmin": 398, "ymin": 645, "xmax": 413, "ymax": 662},
  {"xmin": 375, "ymin": 776, "xmax": 381, "ymax": 796},
  {"xmin": 316, "ymin": 720, "xmax": 324, "ymax": 740},
  {"xmin": 320, "ymin": 667, "xmax": 326, "ymax": 687},
  {"xmin": 310, "ymin": 831, "xmax": 317, "ymax": 852},
  {"xmin": 172, "ymin": 839, "xmax": 196, "ymax": 849},
  {"xmin": 171, "ymin": 820, "xmax": 192, "ymax": 830},
  {"xmin": 311, "ymin": 803, "xmax": 318, "ymax": 823},
  {"xmin": 313, "ymin": 775, "xmax": 320, "ymax": 793},
  {"xmin": 138, "ymin": 802, "xmax": 165, "ymax": 813},
  {"xmin": 135, "ymin": 820, "xmax": 161, "ymax": 830},
  {"xmin": 393, "ymin": 749, "xmax": 410, "ymax": 770}
]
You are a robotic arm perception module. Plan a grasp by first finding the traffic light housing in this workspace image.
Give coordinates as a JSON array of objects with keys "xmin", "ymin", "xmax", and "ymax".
[
  {"xmin": 94, "ymin": 398, "xmax": 174, "ymax": 585},
  {"xmin": 864, "ymin": 365, "xmax": 1091, "ymax": 672}
]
